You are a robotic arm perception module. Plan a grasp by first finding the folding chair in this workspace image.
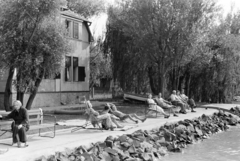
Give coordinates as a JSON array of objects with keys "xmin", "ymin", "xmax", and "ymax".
[
  {"xmin": 71, "ymin": 100, "xmax": 103, "ymax": 133},
  {"xmin": 71, "ymin": 114, "xmax": 103, "ymax": 133},
  {"xmin": 145, "ymin": 102, "xmax": 159, "ymax": 118}
]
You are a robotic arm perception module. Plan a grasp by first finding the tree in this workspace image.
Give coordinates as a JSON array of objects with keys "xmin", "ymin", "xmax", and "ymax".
[
  {"xmin": 0, "ymin": 0, "xmax": 70, "ymax": 110},
  {"xmin": 90, "ymin": 37, "xmax": 112, "ymax": 91},
  {"xmin": 67, "ymin": 0, "xmax": 106, "ymax": 18},
  {"xmin": 186, "ymin": 11, "xmax": 240, "ymax": 102},
  {"xmin": 104, "ymin": 0, "xmax": 219, "ymax": 96}
]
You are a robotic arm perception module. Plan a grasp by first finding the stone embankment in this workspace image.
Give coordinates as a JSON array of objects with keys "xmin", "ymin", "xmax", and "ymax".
[{"xmin": 36, "ymin": 111, "xmax": 239, "ymax": 161}]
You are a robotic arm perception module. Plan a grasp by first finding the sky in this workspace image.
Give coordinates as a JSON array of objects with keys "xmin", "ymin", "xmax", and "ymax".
[
  {"xmin": 218, "ymin": 0, "xmax": 240, "ymax": 16},
  {"xmin": 90, "ymin": 0, "xmax": 240, "ymax": 39}
]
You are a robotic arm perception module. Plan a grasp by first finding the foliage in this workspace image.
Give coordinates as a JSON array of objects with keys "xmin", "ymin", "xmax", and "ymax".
[
  {"xmin": 90, "ymin": 38, "xmax": 112, "ymax": 89},
  {"xmin": 0, "ymin": 0, "xmax": 71, "ymax": 110},
  {"xmin": 186, "ymin": 12, "xmax": 240, "ymax": 102},
  {"xmin": 67, "ymin": 0, "xmax": 106, "ymax": 18},
  {"xmin": 104, "ymin": 0, "xmax": 220, "ymax": 96}
]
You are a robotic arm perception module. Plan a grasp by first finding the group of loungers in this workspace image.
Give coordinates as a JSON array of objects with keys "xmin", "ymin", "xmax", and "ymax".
[
  {"xmin": 84, "ymin": 101, "xmax": 147, "ymax": 131},
  {"xmin": 147, "ymin": 89, "xmax": 197, "ymax": 118},
  {"xmin": 84, "ymin": 89, "xmax": 197, "ymax": 131}
]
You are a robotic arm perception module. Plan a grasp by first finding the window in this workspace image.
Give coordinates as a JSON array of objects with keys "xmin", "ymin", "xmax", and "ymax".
[
  {"xmin": 73, "ymin": 22, "xmax": 79, "ymax": 39},
  {"xmin": 65, "ymin": 56, "xmax": 71, "ymax": 81},
  {"xmin": 54, "ymin": 73, "xmax": 61, "ymax": 79},
  {"xmin": 65, "ymin": 20, "xmax": 71, "ymax": 37},
  {"xmin": 73, "ymin": 57, "xmax": 78, "ymax": 81},
  {"xmin": 78, "ymin": 66, "xmax": 86, "ymax": 82}
]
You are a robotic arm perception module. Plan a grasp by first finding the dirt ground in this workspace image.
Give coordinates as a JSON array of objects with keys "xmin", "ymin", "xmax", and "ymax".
[{"xmin": 0, "ymin": 100, "xmax": 148, "ymax": 140}]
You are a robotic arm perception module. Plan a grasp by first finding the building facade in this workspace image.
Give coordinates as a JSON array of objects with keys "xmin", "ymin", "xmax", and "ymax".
[{"xmin": 0, "ymin": 9, "xmax": 92, "ymax": 109}]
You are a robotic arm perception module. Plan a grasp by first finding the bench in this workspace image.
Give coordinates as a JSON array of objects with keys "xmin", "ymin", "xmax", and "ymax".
[{"xmin": 0, "ymin": 108, "xmax": 56, "ymax": 139}]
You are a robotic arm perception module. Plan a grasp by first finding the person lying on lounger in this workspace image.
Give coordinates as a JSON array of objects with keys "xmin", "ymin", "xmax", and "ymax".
[
  {"xmin": 147, "ymin": 94, "xmax": 170, "ymax": 118},
  {"xmin": 154, "ymin": 93, "xmax": 178, "ymax": 117},
  {"xmin": 84, "ymin": 101, "xmax": 123, "ymax": 130},
  {"xmin": 105, "ymin": 103, "xmax": 147, "ymax": 123}
]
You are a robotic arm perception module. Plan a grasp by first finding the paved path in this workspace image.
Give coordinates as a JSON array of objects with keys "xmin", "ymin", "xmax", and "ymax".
[{"xmin": 0, "ymin": 103, "xmax": 239, "ymax": 161}]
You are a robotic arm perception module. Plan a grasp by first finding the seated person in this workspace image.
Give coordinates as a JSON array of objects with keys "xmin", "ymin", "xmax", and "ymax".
[
  {"xmin": 176, "ymin": 90, "xmax": 189, "ymax": 110},
  {"xmin": 154, "ymin": 93, "xmax": 178, "ymax": 117},
  {"xmin": 147, "ymin": 94, "xmax": 170, "ymax": 118},
  {"xmin": 180, "ymin": 89, "xmax": 196, "ymax": 112},
  {"xmin": 84, "ymin": 101, "xmax": 123, "ymax": 130},
  {"xmin": 105, "ymin": 103, "xmax": 147, "ymax": 123},
  {"xmin": 0, "ymin": 100, "xmax": 29, "ymax": 148},
  {"xmin": 169, "ymin": 90, "xmax": 187, "ymax": 114}
]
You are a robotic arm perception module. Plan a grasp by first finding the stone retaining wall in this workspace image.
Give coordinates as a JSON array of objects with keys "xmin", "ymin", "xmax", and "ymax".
[{"xmin": 36, "ymin": 111, "xmax": 239, "ymax": 161}]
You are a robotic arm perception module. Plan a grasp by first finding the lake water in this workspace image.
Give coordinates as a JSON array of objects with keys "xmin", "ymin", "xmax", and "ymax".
[{"xmin": 162, "ymin": 125, "xmax": 240, "ymax": 161}]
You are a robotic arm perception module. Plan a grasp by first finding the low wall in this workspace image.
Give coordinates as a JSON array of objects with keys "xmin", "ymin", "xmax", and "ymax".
[
  {"xmin": 0, "ymin": 91, "xmax": 89, "ymax": 110},
  {"xmin": 35, "ymin": 111, "xmax": 239, "ymax": 161}
]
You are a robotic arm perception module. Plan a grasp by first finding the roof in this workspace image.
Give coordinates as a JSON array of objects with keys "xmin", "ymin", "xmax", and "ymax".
[
  {"xmin": 60, "ymin": 9, "xmax": 93, "ymax": 42},
  {"xmin": 61, "ymin": 10, "xmax": 90, "ymax": 23}
]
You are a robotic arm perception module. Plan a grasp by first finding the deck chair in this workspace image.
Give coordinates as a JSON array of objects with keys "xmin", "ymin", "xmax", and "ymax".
[
  {"xmin": 145, "ymin": 102, "xmax": 159, "ymax": 118},
  {"xmin": 71, "ymin": 100, "xmax": 103, "ymax": 133},
  {"xmin": 145, "ymin": 98, "xmax": 172, "ymax": 118},
  {"xmin": 71, "ymin": 114, "xmax": 103, "ymax": 133}
]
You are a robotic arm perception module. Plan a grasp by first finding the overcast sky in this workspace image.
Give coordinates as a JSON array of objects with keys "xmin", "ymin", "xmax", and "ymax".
[
  {"xmin": 90, "ymin": 0, "xmax": 240, "ymax": 39},
  {"xmin": 218, "ymin": 0, "xmax": 240, "ymax": 16}
]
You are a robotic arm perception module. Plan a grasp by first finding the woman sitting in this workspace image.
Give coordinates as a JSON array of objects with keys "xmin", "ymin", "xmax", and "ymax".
[
  {"xmin": 84, "ymin": 101, "xmax": 123, "ymax": 130},
  {"xmin": 154, "ymin": 93, "xmax": 178, "ymax": 117},
  {"xmin": 147, "ymin": 94, "xmax": 170, "ymax": 118},
  {"xmin": 105, "ymin": 103, "xmax": 147, "ymax": 123}
]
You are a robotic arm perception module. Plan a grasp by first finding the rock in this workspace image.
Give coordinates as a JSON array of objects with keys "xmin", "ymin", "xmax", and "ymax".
[
  {"xmin": 40, "ymin": 111, "xmax": 238, "ymax": 161},
  {"xmin": 228, "ymin": 117, "xmax": 238, "ymax": 126}
]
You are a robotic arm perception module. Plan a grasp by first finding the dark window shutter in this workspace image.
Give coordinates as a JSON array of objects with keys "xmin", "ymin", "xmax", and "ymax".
[
  {"xmin": 73, "ymin": 57, "xmax": 78, "ymax": 67},
  {"xmin": 54, "ymin": 73, "xmax": 61, "ymax": 79},
  {"xmin": 65, "ymin": 56, "xmax": 71, "ymax": 67},
  {"xmin": 78, "ymin": 67, "xmax": 86, "ymax": 81},
  {"xmin": 65, "ymin": 20, "xmax": 71, "ymax": 37}
]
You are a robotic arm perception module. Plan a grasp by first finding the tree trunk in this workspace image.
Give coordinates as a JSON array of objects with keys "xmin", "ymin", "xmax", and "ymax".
[
  {"xmin": 176, "ymin": 67, "xmax": 180, "ymax": 91},
  {"xmin": 148, "ymin": 67, "xmax": 158, "ymax": 94},
  {"xmin": 4, "ymin": 67, "xmax": 15, "ymax": 111},
  {"xmin": 17, "ymin": 92, "xmax": 24, "ymax": 105},
  {"xmin": 187, "ymin": 75, "xmax": 191, "ymax": 97},
  {"xmin": 25, "ymin": 69, "xmax": 45, "ymax": 110},
  {"xmin": 159, "ymin": 61, "xmax": 165, "ymax": 97},
  {"xmin": 16, "ymin": 69, "xmax": 25, "ymax": 105},
  {"xmin": 160, "ymin": 74, "xmax": 165, "ymax": 97}
]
